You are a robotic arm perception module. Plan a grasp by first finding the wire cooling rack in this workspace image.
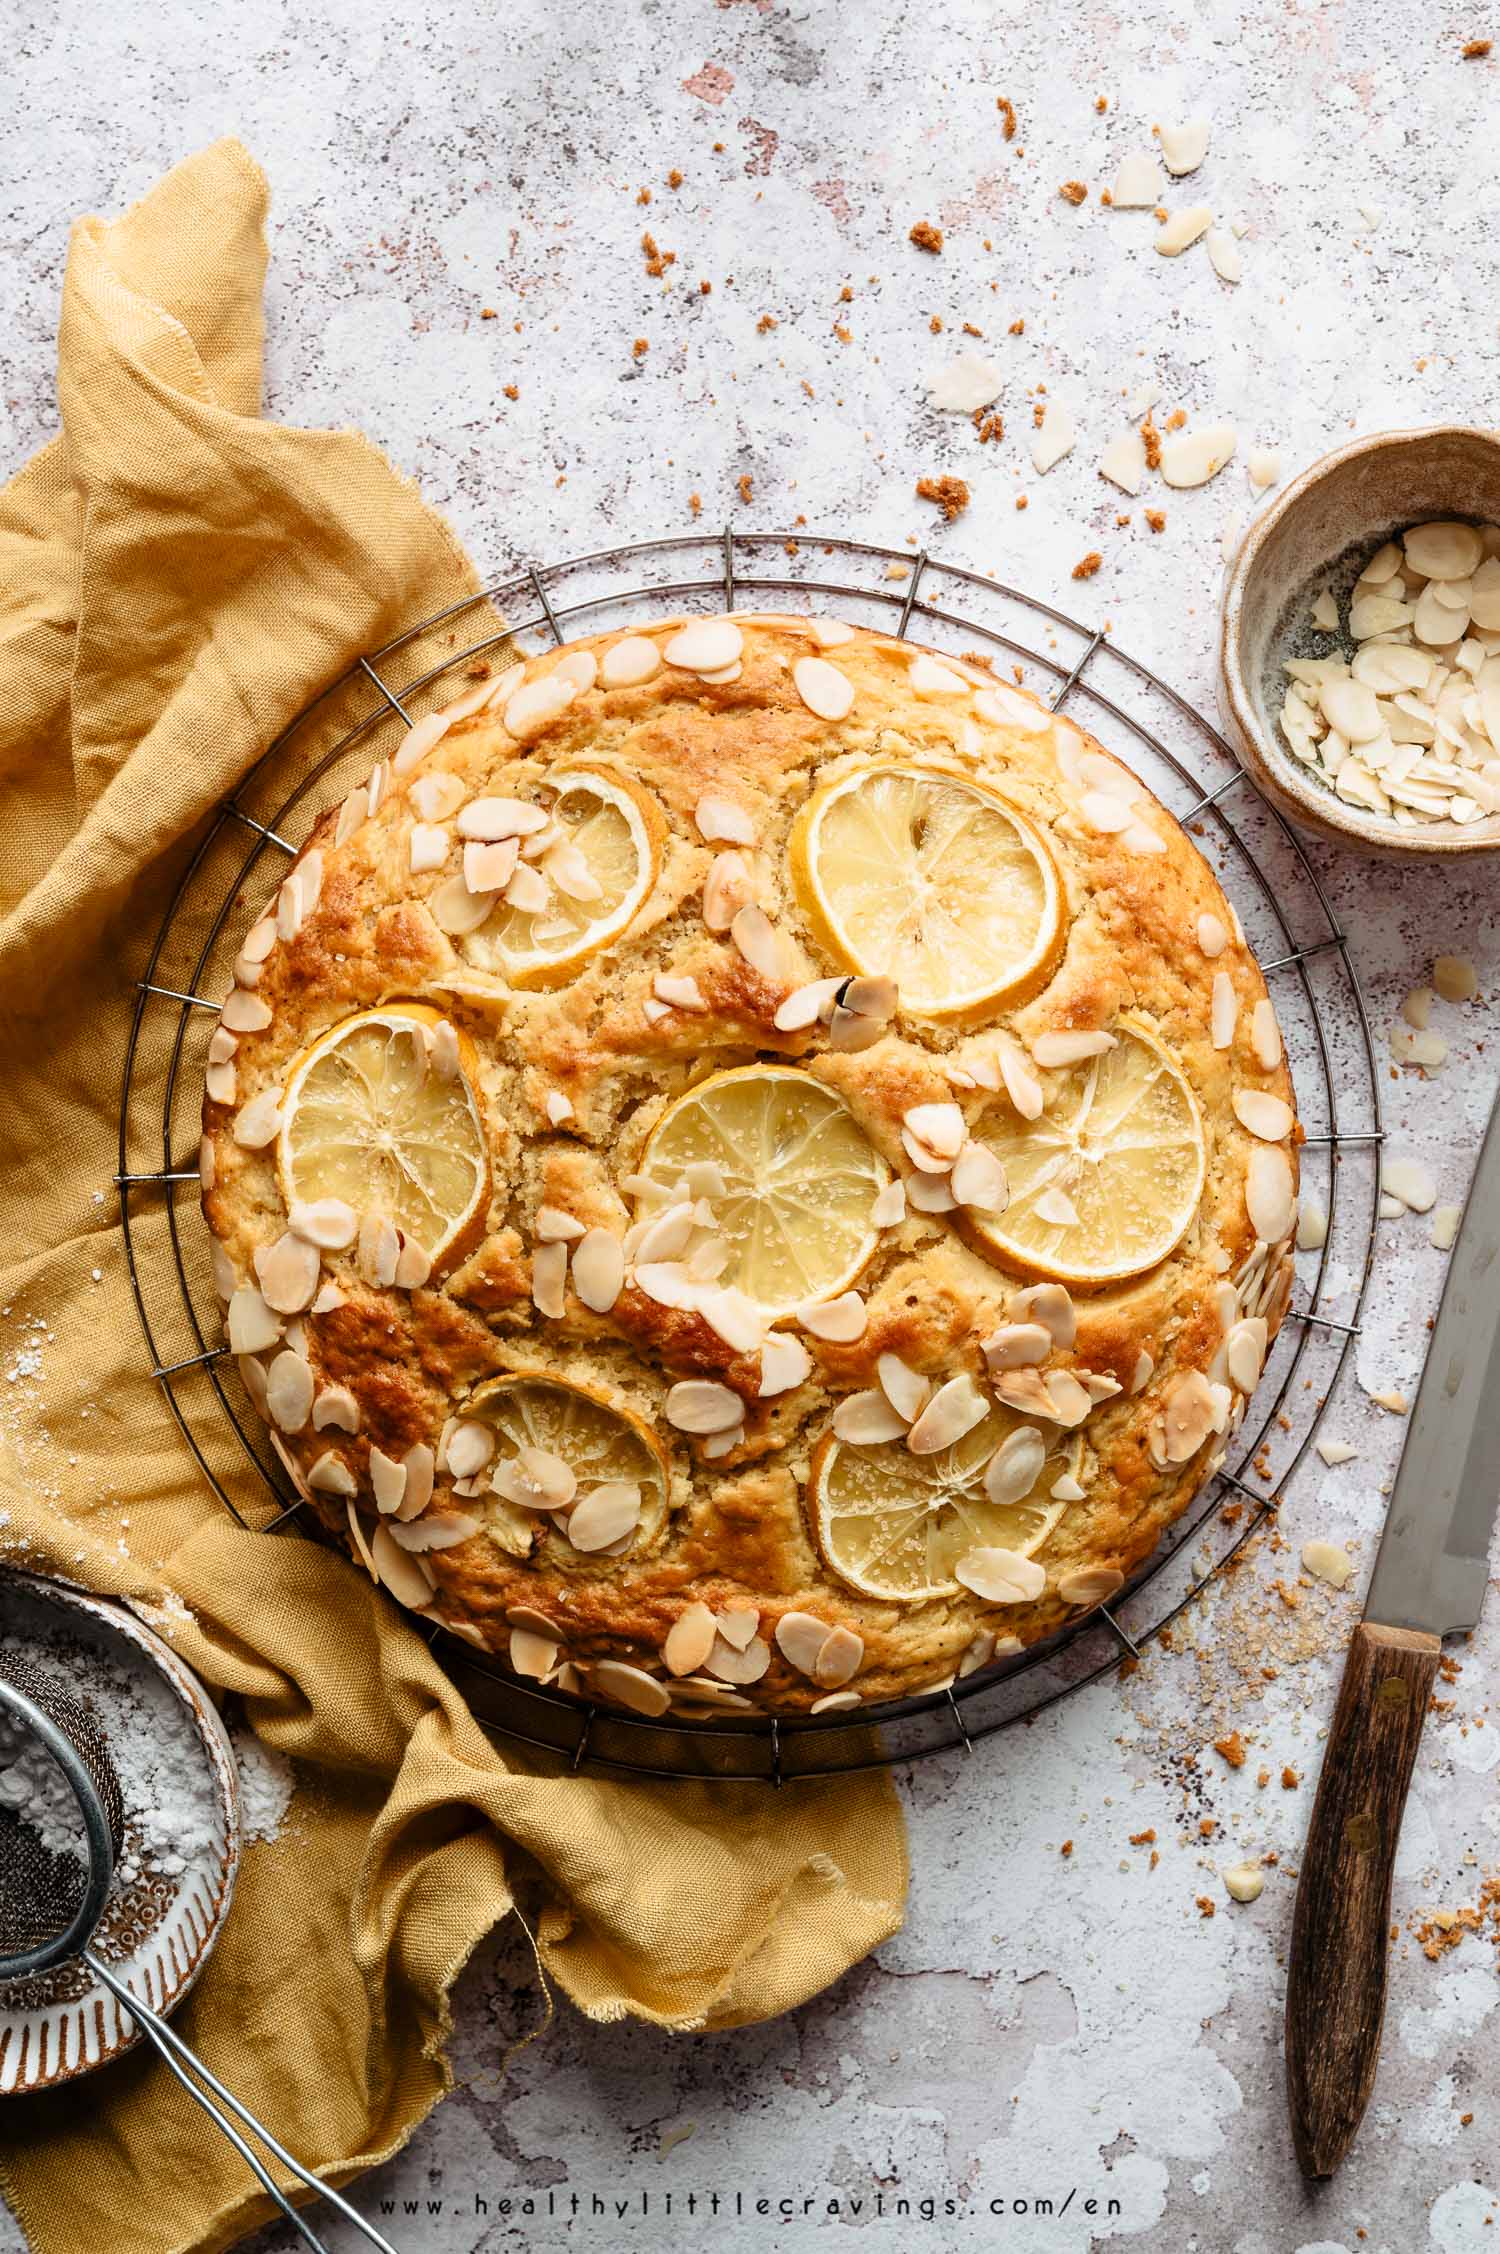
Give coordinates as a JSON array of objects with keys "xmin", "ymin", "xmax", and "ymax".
[{"xmin": 117, "ymin": 529, "xmax": 1382, "ymax": 1783}]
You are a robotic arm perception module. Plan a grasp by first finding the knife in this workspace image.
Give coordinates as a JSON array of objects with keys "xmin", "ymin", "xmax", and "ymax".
[{"xmin": 1286, "ymin": 1082, "xmax": 1500, "ymax": 2178}]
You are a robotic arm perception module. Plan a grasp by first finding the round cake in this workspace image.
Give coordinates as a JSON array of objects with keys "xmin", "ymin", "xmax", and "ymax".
[{"xmin": 199, "ymin": 613, "xmax": 1300, "ymax": 1718}]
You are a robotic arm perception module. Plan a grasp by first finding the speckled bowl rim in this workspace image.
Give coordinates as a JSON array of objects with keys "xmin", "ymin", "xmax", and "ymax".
[
  {"xmin": 0, "ymin": 1572, "xmax": 242, "ymax": 2094},
  {"xmin": 1220, "ymin": 423, "xmax": 1500, "ymax": 857}
]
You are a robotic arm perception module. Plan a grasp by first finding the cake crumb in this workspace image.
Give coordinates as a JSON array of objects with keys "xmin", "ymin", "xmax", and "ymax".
[
  {"xmin": 1059, "ymin": 181, "xmax": 1089, "ymax": 205},
  {"xmin": 1214, "ymin": 1730, "xmax": 1248, "ymax": 1768},
  {"xmin": 916, "ymin": 474, "xmax": 970, "ymax": 521},
  {"xmin": 1072, "ymin": 551, "xmax": 1103, "ymax": 580},
  {"xmin": 1462, "ymin": 37, "xmax": 1492, "ymax": 56},
  {"xmin": 909, "ymin": 220, "xmax": 944, "ymax": 254},
  {"xmin": 1145, "ymin": 508, "xmax": 1166, "ymax": 533},
  {"xmin": 997, "ymin": 96, "xmax": 1018, "ymax": 139},
  {"xmin": 1281, "ymin": 1766, "xmax": 1300, "ymax": 1790}
]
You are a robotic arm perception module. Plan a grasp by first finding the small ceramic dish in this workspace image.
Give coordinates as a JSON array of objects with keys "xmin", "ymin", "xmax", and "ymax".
[
  {"xmin": 0, "ymin": 1573, "xmax": 241, "ymax": 2093},
  {"xmin": 1220, "ymin": 423, "xmax": 1500, "ymax": 857}
]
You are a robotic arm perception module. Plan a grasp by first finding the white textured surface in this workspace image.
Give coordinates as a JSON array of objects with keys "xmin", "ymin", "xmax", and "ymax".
[{"xmin": 6, "ymin": 2, "xmax": 1500, "ymax": 2247}]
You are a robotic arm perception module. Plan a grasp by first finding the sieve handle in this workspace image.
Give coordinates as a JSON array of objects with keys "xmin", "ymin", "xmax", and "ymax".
[{"xmin": 85, "ymin": 1953, "xmax": 402, "ymax": 2254}]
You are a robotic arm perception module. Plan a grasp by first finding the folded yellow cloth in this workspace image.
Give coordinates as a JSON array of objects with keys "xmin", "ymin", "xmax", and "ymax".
[{"xmin": 0, "ymin": 141, "xmax": 906, "ymax": 2254}]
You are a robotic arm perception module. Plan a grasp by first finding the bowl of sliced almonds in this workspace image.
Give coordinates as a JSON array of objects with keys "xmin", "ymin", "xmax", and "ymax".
[{"xmin": 1220, "ymin": 424, "xmax": 1500, "ymax": 854}]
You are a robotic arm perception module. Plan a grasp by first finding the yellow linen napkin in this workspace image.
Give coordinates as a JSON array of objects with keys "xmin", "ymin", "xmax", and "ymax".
[{"xmin": 0, "ymin": 140, "xmax": 906, "ymax": 2254}]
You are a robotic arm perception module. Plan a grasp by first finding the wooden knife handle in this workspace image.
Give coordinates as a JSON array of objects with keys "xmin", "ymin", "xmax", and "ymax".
[{"xmin": 1285, "ymin": 1619, "xmax": 1441, "ymax": 2178}]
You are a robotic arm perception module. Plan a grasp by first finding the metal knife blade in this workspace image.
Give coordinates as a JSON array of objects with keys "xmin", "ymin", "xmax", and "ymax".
[{"xmin": 1364, "ymin": 1084, "xmax": 1500, "ymax": 1639}]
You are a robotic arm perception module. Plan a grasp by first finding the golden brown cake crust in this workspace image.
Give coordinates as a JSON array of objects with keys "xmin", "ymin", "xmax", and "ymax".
[{"xmin": 200, "ymin": 614, "xmax": 1299, "ymax": 1718}]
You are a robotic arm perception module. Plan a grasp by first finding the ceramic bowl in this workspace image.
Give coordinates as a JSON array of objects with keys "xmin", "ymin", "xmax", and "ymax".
[
  {"xmin": 0, "ymin": 1574, "xmax": 241, "ymax": 2093},
  {"xmin": 1219, "ymin": 424, "xmax": 1500, "ymax": 857}
]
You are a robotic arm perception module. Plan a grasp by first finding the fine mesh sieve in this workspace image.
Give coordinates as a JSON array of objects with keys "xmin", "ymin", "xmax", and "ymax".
[{"xmin": 0, "ymin": 1654, "xmax": 401, "ymax": 2253}]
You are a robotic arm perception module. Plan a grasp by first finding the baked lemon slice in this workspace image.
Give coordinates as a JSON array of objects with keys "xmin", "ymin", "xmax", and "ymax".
[
  {"xmin": 278, "ymin": 1004, "xmax": 488, "ymax": 1267},
  {"xmin": 964, "ymin": 1019, "xmax": 1206, "ymax": 1286},
  {"xmin": 460, "ymin": 768, "xmax": 657, "ymax": 986},
  {"xmin": 635, "ymin": 1064, "xmax": 888, "ymax": 1316},
  {"xmin": 466, "ymin": 1373, "xmax": 671, "ymax": 1567},
  {"xmin": 789, "ymin": 762, "xmax": 1062, "ymax": 1017},
  {"xmin": 810, "ymin": 1409, "xmax": 1080, "ymax": 1603}
]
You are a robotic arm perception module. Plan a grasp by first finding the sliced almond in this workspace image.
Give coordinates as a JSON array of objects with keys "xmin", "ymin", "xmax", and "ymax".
[
  {"xmin": 907, "ymin": 1373, "xmax": 989, "ymax": 1454},
  {"xmin": 877, "ymin": 1352, "xmax": 930, "ymax": 1424},
  {"xmin": 665, "ymin": 1379, "xmax": 745, "ymax": 1434},
  {"xmin": 1099, "ymin": 428, "xmax": 1147, "ymax": 496},
  {"xmin": 774, "ymin": 976, "xmax": 845, "ymax": 1032},
  {"xmin": 265, "ymin": 1350, "xmax": 314, "ymax": 1433},
  {"xmin": 694, "ymin": 791, "xmax": 756, "ymax": 845},
  {"xmin": 1055, "ymin": 1564, "xmax": 1124, "ymax": 1606},
  {"xmin": 1011, "ymin": 1282, "xmax": 1076, "ymax": 1348},
  {"xmin": 702, "ymin": 850, "xmax": 757, "ymax": 932},
  {"xmin": 775, "ymin": 1611, "xmax": 834, "ymax": 1678},
  {"xmin": 950, "ymin": 1141, "xmax": 1009, "ymax": 1213},
  {"xmin": 1031, "ymin": 399, "xmax": 1076, "ymax": 475},
  {"xmin": 369, "ymin": 1446, "xmax": 408, "ymax": 1514},
  {"xmin": 832, "ymin": 1389, "xmax": 911, "ymax": 1445},
  {"xmin": 309, "ymin": 1449, "xmax": 357, "ymax": 1497},
  {"xmin": 1302, "ymin": 1538, "xmax": 1354, "ymax": 1589},
  {"xmin": 567, "ymin": 1480, "xmax": 641, "ymax": 1552},
  {"xmin": 288, "ymin": 1197, "xmax": 358, "ymax": 1250},
  {"xmin": 983, "ymin": 1426, "xmax": 1047, "ymax": 1506},
  {"xmin": 704, "ymin": 1633, "xmax": 772, "ymax": 1685},
  {"xmin": 592, "ymin": 1658, "xmax": 671, "ymax": 1716},
  {"xmin": 1233, "ymin": 1090, "xmax": 1294, "ymax": 1142},
  {"xmin": 663, "ymin": 1603, "xmax": 719, "ymax": 1676},
  {"xmin": 902, "ymin": 1101, "xmax": 966, "ymax": 1162},
  {"xmin": 812, "ymin": 1625, "xmax": 864, "ymax": 1687},
  {"xmin": 600, "ymin": 634, "xmax": 662, "ymax": 689},
  {"xmin": 1160, "ymin": 120, "xmax": 1209, "ymax": 175},
  {"xmin": 1030, "ymin": 1029, "xmax": 1117, "ymax": 1068},
  {"xmin": 1246, "ymin": 1146, "xmax": 1296, "ymax": 1242},
  {"xmin": 232, "ymin": 1090, "xmax": 283, "ymax": 1149},
  {"xmin": 760, "ymin": 1332, "xmax": 813, "ymax": 1396},
  {"xmin": 1163, "ymin": 1369, "xmax": 1217, "ymax": 1462},
  {"xmin": 729, "ymin": 902, "xmax": 788, "ymax": 982},
  {"xmin": 797, "ymin": 1292, "xmax": 867, "ymax": 1342},
  {"xmin": 444, "ymin": 1420, "xmax": 495, "ymax": 1479},
  {"xmin": 571, "ymin": 1228, "xmax": 624, "ymax": 1312},
  {"xmin": 982, "ymin": 1322, "xmax": 1051, "ymax": 1372},
  {"xmin": 1110, "ymin": 151, "xmax": 1161, "ymax": 207},
  {"xmin": 510, "ymin": 1626, "xmax": 560, "ymax": 1679},
  {"xmin": 1211, "ymin": 971, "xmax": 1237, "ymax": 1050},
  {"xmin": 793, "ymin": 656, "xmax": 855, "ymax": 722},
  {"xmin": 1159, "ymin": 420, "xmax": 1236, "ymax": 484},
  {"xmin": 532, "ymin": 1238, "xmax": 568, "ymax": 1317},
  {"xmin": 255, "ymin": 1232, "xmax": 321, "ymax": 1314},
  {"xmin": 665, "ymin": 619, "xmax": 743, "ymax": 674},
  {"xmin": 1154, "ymin": 204, "xmax": 1213, "ymax": 255},
  {"xmin": 954, "ymin": 1548, "xmax": 1046, "ymax": 1603},
  {"xmin": 227, "ymin": 1285, "xmax": 282, "ymax": 1356}
]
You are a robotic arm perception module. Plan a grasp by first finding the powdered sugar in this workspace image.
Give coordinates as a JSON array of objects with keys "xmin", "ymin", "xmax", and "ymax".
[
  {"xmin": 232, "ymin": 1723, "xmax": 295, "ymax": 1845},
  {"xmin": 1, "ymin": 1591, "xmax": 220, "ymax": 1897}
]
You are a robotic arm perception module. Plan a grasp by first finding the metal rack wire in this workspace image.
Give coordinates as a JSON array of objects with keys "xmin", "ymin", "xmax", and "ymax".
[{"xmin": 116, "ymin": 529, "xmax": 1382, "ymax": 1782}]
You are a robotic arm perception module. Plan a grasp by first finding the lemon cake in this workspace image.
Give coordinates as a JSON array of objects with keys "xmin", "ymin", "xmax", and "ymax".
[{"xmin": 200, "ymin": 615, "xmax": 1300, "ymax": 1718}]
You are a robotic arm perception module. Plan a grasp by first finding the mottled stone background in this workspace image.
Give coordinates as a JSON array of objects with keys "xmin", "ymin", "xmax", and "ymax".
[{"xmin": 4, "ymin": 1, "xmax": 1500, "ymax": 2247}]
